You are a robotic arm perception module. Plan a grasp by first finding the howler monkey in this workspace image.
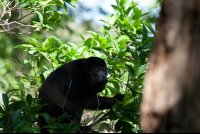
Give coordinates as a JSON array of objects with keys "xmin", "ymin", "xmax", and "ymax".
[{"xmin": 38, "ymin": 57, "xmax": 124, "ymax": 132}]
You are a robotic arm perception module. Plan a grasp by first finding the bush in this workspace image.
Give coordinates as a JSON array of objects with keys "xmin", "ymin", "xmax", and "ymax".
[{"xmin": 0, "ymin": 0, "xmax": 155, "ymax": 133}]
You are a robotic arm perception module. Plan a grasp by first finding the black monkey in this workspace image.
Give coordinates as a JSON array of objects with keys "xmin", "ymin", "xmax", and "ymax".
[{"xmin": 38, "ymin": 57, "xmax": 124, "ymax": 132}]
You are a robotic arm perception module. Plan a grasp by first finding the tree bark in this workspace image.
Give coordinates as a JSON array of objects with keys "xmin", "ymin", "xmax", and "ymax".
[{"xmin": 140, "ymin": 0, "xmax": 200, "ymax": 132}]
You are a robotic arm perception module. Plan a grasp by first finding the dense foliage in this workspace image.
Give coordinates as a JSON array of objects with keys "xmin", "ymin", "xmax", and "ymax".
[{"xmin": 0, "ymin": 0, "xmax": 155, "ymax": 133}]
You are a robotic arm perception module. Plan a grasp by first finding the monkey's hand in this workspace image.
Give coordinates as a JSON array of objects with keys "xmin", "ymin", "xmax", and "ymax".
[{"xmin": 114, "ymin": 94, "xmax": 124, "ymax": 102}]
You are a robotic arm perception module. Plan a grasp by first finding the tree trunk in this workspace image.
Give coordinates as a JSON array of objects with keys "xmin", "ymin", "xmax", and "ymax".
[{"xmin": 140, "ymin": 0, "xmax": 200, "ymax": 132}]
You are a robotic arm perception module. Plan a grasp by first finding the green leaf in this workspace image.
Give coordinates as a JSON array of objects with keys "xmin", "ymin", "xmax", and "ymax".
[
  {"xmin": 113, "ymin": 42, "xmax": 120, "ymax": 52},
  {"xmin": 92, "ymin": 47, "xmax": 104, "ymax": 52},
  {"xmin": 124, "ymin": 99, "xmax": 140, "ymax": 110},
  {"xmin": 6, "ymin": 89, "xmax": 20, "ymax": 98},
  {"xmin": 2, "ymin": 93, "xmax": 9, "ymax": 107},
  {"xmin": 55, "ymin": 22, "xmax": 64, "ymax": 29},
  {"xmin": 142, "ymin": 24, "xmax": 147, "ymax": 43},
  {"xmin": 40, "ymin": 73, "xmax": 45, "ymax": 83},
  {"xmin": 119, "ymin": 72, "xmax": 128, "ymax": 83},
  {"xmin": 119, "ymin": 0, "xmax": 125, "ymax": 6},
  {"xmin": 135, "ymin": 9, "xmax": 142, "ymax": 20},
  {"xmin": 12, "ymin": 101, "xmax": 26, "ymax": 111},
  {"xmin": 106, "ymin": 85, "xmax": 121, "ymax": 95},
  {"xmin": 42, "ymin": 125, "xmax": 57, "ymax": 129},
  {"xmin": 56, "ymin": 123, "xmax": 68, "ymax": 129},
  {"xmin": 142, "ymin": 12, "xmax": 150, "ymax": 17},
  {"xmin": 26, "ymin": 94, "xmax": 33, "ymax": 105},
  {"xmin": 111, "ymin": 5, "xmax": 120, "ymax": 13},
  {"xmin": 87, "ymin": 31, "xmax": 98, "ymax": 36},
  {"xmin": 44, "ymin": 113, "xmax": 51, "ymax": 124},
  {"xmin": 36, "ymin": 11, "xmax": 43, "ymax": 23},
  {"xmin": 53, "ymin": 36, "xmax": 62, "ymax": 46},
  {"xmin": 107, "ymin": 32, "xmax": 114, "ymax": 41},
  {"xmin": 117, "ymin": 35, "xmax": 130, "ymax": 41},
  {"xmin": 43, "ymin": 65, "xmax": 49, "ymax": 73},
  {"xmin": 18, "ymin": 1, "xmax": 30, "ymax": 8},
  {"xmin": 57, "ymin": 115, "xmax": 71, "ymax": 123},
  {"xmin": 47, "ymin": 11, "xmax": 60, "ymax": 21},
  {"xmin": 12, "ymin": 123, "xmax": 25, "ymax": 133},
  {"xmin": 68, "ymin": 123, "xmax": 82, "ymax": 132},
  {"xmin": 49, "ymin": 117, "xmax": 56, "ymax": 125},
  {"xmin": 22, "ymin": 127, "xmax": 41, "ymax": 133},
  {"xmin": 133, "ymin": 50, "xmax": 140, "ymax": 73},
  {"xmin": 66, "ymin": 0, "xmax": 76, "ymax": 8},
  {"xmin": 12, "ymin": 111, "xmax": 22, "ymax": 123},
  {"xmin": 77, "ymin": 46, "xmax": 88, "ymax": 53},
  {"xmin": 30, "ymin": 38, "xmax": 41, "ymax": 47},
  {"xmin": 106, "ymin": 14, "xmax": 119, "ymax": 26},
  {"xmin": 125, "ymin": 65, "xmax": 134, "ymax": 79},
  {"xmin": 32, "ymin": 104, "xmax": 46, "ymax": 114},
  {"xmin": 124, "ymin": 0, "xmax": 131, "ymax": 11},
  {"xmin": 121, "ymin": 121, "xmax": 134, "ymax": 133},
  {"xmin": 99, "ymin": 19, "xmax": 107, "ymax": 24},
  {"xmin": 0, "ymin": 105, "xmax": 4, "ymax": 114},
  {"xmin": 144, "ymin": 23, "xmax": 155, "ymax": 36},
  {"xmin": 136, "ymin": 64, "xmax": 147, "ymax": 77},
  {"xmin": 142, "ymin": 37, "xmax": 153, "ymax": 47},
  {"xmin": 14, "ymin": 44, "xmax": 33, "ymax": 49},
  {"xmin": 61, "ymin": 123, "xmax": 71, "ymax": 133},
  {"xmin": 47, "ymin": 37, "xmax": 55, "ymax": 49},
  {"xmin": 122, "ymin": 90, "xmax": 129, "ymax": 105},
  {"xmin": 115, "ymin": 120, "xmax": 133, "ymax": 132},
  {"xmin": 18, "ymin": 80, "xmax": 25, "ymax": 100},
  {"xmin": 79, "ymin": 34, "xmax": 85, "ymax": 41},
  {"xmin": 115, "ymin": 120, "xmax": 122, "ymax": 131},
  {"xmin": 67, "ymin": 42, "xmax": 78, "ymax": 49}
]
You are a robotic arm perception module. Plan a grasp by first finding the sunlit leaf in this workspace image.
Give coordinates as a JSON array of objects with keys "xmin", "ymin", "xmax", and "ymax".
[
  {"xmin": 107, "ymin": 85, "xmax": 121, "ymax": 95},
  {"xmin": 18, "ymin": 80, "xmax": 25, "ymax": 99},
  {"xmin": 36, "ymin": 11, "xmax": 43, "ymax": 23},
  {"xmin": 111, "ymin": 5, "xmax": 120, "ymax": 13},
  {"xmin": 136, "ymin": 64, "xmax": 147, "ymax": 77},
  {"xmin": 142, "ymin": 24, "xmax": 147, "ymax": 43}
]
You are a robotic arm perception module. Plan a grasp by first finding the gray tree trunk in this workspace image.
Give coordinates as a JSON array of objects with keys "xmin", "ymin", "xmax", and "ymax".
[{"xmin": 140, "ymin": 0, "xmax": 200, "ymax": 132}]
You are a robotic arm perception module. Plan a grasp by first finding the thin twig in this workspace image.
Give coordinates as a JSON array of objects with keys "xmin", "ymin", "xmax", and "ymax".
[
  {"xmin": 62, "ymin": 80, "xmax": 72, "ymax": 107},
  {"xmin": 88, "ymin": 112, "xmax": 109, "ymax": 128},
  {"xmin": 85, "ymin": 94, "xmax": 101, "ymax": 126}
]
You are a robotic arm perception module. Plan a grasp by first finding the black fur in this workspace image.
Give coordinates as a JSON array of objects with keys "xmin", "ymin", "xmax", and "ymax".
[{"xmin": 38, "ymin": 57, "xmax": 124, "ymax": 132}]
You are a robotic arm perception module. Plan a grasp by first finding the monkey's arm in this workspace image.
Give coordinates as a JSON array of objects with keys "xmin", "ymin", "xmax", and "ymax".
[{"xmin": 78, "ymin": 94, "xmax": 124, "ymax": 110}]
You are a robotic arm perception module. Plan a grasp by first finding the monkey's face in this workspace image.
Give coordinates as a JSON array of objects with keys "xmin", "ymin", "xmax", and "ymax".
[{"xmin": 90, "ymin": 66, "xmax": 108, "ymax": 91}]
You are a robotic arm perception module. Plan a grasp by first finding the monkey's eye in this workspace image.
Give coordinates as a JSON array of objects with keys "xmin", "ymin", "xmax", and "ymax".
[
  {"xmin": 96, "ymin": 68, "xmax": 99, "ymax": 71},
  {"xmin": 103, "ymin": 69, "xmax": 106, "ymax": 71}
]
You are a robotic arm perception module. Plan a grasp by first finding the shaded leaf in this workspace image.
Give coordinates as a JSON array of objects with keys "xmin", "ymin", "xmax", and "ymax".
[
  {"xmin": 57, "ymin": 115, "xmax": 71, "ymax": 123},
  {"xmin": 26, "ymin": 94, "xmax": 33, "ymax": 105},
  {"xmin": 12, "ymin": 111, "xmax": 22, "ymax": 123},
  {"xmin": 2, "ymin": 93, "xmax": 9, "ymax": 107},
  {"xmin": 22, "ymin": 127, "xmax": 41, "ymax": 133},
  {"xmin": 0, "ymin": 105, "xmax": 4, "ymax": 114},
  {"xmin": 142, "ymin": 24, "xmax": 147, "ymax": 43},
  {"xmin": 133, "ymin": 50, "xmax": 140, "ymax": 73}
]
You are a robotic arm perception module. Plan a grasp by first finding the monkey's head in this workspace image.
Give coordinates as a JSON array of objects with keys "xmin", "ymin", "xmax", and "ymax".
[{"xmin": 85, "ymin": 57, "xmax": 108, "ymax": 92}]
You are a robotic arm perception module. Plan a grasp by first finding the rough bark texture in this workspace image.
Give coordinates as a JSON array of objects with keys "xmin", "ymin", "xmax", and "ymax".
[{"xmin": 140, "ymin": 0, "xmax": 200, "ymax": 132}]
